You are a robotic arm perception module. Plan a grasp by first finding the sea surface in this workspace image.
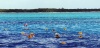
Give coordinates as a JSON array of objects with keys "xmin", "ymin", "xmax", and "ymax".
[{"xmin": 0, "ymin": 12, "xmax": 100, "ymax": 48}]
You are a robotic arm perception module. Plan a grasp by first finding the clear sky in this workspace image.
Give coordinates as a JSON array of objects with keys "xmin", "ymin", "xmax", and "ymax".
[{"xmin": 0, "ymin": 0, "xmax": 100, "ymax": 9}]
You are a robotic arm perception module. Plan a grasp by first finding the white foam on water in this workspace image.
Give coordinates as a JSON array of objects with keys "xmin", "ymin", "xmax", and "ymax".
[
  {"xmin": 76, "ymin": 46, "xmax": 87, "ymax": 48},
  {"xmin": 28, "ymin": 37, "xmax": 68, "ymax": 46},
  {"xmin": 0, "ymin": 39, "xmax": 9, "ymax": 43},
  {"xmin": 55, "ymin": 25, "xmax": 66, "ymax": 28},
  {"xmin": 16, "ymin": 45, "xmax": 28, "ymax": 48},
  {"xmin": 4, "ymin": 36, "xmax": 27, "ymax": 43},
  {"xmin": 2, "ymin": 31, "xmax": 11, "ymax": 35},
  {"xmin": 45, "ymin": 44, "xmax": 57, "ymax": 48},
  {"xmin": 66, "ymin": 40, "xmax": 86, "ymax": 43},
  {"xmin": 29, "ymin": 38, "xmax": 58, "ymax": 44}
]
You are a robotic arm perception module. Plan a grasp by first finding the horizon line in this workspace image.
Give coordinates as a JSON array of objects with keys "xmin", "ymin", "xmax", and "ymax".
[{"xmin": 1, "ymin": 8, "xmax": 100, "ymax": 9}]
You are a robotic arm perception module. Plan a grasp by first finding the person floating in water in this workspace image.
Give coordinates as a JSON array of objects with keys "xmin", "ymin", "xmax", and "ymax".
[
  {"xmin": 52, "ymin": 29, "xmax": 60, "ymax": 39},
  {"xmin": 21, "ymin": 32, "xmax": 28, "ymax": 36},
  {"xmin": 55, "ymin": 32, "xmax": 60, "ymax": 38},
  {"xmin": 61, "ymin": 41, "xmax": 67, "ymax": 45},
  {"xmin": 28, "ymin": 33, "xmax": 35, "ymax": 39},
  {"xmin": 52, "ymin": 29, "xmax": 56, "ymax": 32},
  {"xmin": 21, "ymin": 32, "xmax": 35, "ymax": 39},
  {"xmin": 24, "ymin": 23, "xmax": 28, "ymax": 27},
  {"xmin": 63, "ymin": 27, "xmax": 67, "ymax": 30},
  {"xmin": 78, "ymin": 31, "xmax": 83, "ymax": 38},
  {"xmin": 78, "ymin": 32, "xmax": 82, "ymax": 35},
  {"xmin": 24, "ymin": 23, "xmax": 29, "ymax": 30},
  {"xmin": 4, "ymin": 28, "xmax": 8, "ymax": 31},
  {"xmin": 45, "ymin": 28, "xmax": 48, "ymax": 31}
]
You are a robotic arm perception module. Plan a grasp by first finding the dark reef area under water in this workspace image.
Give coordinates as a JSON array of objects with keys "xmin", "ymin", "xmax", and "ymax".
[{"xmin": 1, "ymin": 8, "xmax": 100, "ymax": 12}]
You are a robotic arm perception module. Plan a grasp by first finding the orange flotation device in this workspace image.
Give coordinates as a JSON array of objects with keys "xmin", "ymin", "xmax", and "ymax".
[
  {"xmin": 61, "ymin": 42, "xmax": 66, "ymax": 45},
  {"xmin": 27, "ymin": 33, "xmax": 35, "ymax": 39}
]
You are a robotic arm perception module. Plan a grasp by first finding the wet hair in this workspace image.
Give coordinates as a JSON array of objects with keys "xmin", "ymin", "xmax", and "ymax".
[{"xmin": 55, "ymin": 34, "xmax": 60, "ymax": 38}]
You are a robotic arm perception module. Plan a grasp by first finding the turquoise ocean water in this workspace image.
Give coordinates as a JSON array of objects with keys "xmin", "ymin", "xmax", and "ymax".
[{"xmin": 0, "ymin": 12, "xmax": 100, "ymax": 48}]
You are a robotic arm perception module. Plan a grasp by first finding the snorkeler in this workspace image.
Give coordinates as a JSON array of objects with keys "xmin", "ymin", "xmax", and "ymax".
[
  {"xmin": 4, "ymin": 28, "xmax": 8, "ymax": 31},
  {"xmin": 63, "ymin": 27, "xmax": 67, "ymax": 30},
  {"xmin": 52, "ymin": 29, "xmax": 56, "ymax": 32},
  {"xmin": 45, "ymin": 28, "xmax": 48, "ymax": 31},
  {"xmin": 21, "ymin": 32, "xmax": 35, "ymax": 39},
  {"xmin": 28, "ymin": 33, "xmax": 35, "ymax": 39},
  {"xmin": 52, "ymin": 29, "xmax": 60, "ymax": 38},
  {"xmin": 61, "ymin": 41, "xmax": 67, "ymax": 45},
  {"xmin": 78, "ymin": 31, "xmax": 83, "ymax": 38},
  {"xmin": 24, "ymin": 23, "xmax": 29, "ymax": 30},
  {"xmin": 21, "ymin": 32, "xmax": 28, "ymax": 36},
  {"xmin": 55, "ymin": 32, "xmax": 60, "ymax": 38},
  {"xmin": 24, "ymin": 23, "xmax": 28, "ymax": 27}
]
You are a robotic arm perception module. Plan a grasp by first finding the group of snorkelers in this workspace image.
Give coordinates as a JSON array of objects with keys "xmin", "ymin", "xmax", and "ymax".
[
  {"xmin": 21, "ymin": 23, "xmax": 83, "ymax": 45},
  {"xmin": 22, "ymin": 23, "xmax": 62, "ymax": 39}
]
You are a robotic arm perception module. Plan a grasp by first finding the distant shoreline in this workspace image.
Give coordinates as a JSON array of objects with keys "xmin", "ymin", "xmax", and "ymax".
[{"xmin": 0, "ymin": 8, "xmax": 100, "ymax": 12}]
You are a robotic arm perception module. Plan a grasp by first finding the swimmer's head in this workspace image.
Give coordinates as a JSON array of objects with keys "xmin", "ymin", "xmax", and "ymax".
[
  {"xmin": 4, "ymin": 28, "xmax": 8, "ymax": 31},
  {"xmin": 78, "ymin": 32, "xmax": 82, "ymax": 35},
  {"xmin": 63, "ymin": 28, "xmax": 67, "ymax": 30},
  {"xmin": 21, "ymin": 32, "xmax": 25, "ymax": 35},
  {"xmin": 55, "ymin": 33, "xmax": 60, "ymax": 38},
  {"xmin": 61, "ymin": 41, "xmax": 66, "ymax": 45},
  {"xmin": 24, "ymin": 23, "xmax": 28, "ymax": 26},
  {"xmin": 52, "ymin": 29, "xmax": 56, "ymax": 32}
]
